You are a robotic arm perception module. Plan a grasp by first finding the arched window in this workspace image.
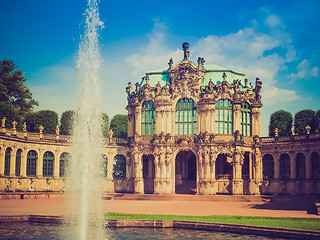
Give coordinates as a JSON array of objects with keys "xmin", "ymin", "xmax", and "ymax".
[
  {"xmin": 311, "ymin": 152, "xmax": 320, "ymax": 180},
  {"xmin": 141, "ymin": 101, "xmax": 156, "ymax": 135},
  {"xmin": 15, "ymin": 149, "xmax": 22, "ymax": 176},
  {"xmin": 43, "ymin": 151, "xmax": 54, "ymax": 177},
  {"xmin": 279, "ymin": 153, "xmax": 290, "ymax": 180},
  {"xmin": 59, "ymin": 152, "xmax": 70, "ymax": 177},
  {"xmin": 27, "ymin": 150, "xmax": 37, "ymax": 177},
  {"xmin": 241, "ymin": 102, "xmax": 251, "ymax": 136},
  {"xmin": 295, "ymin": 153, "xmax": 306, "ymax": 180},
  {"xmin": 215, "ymin": 99, "xmax": 233, "ymax": 134},
  {"xmin": 113, "ymin": 154, "xmax": 126, "ymax": 179},
  {"xmin": 175, "ymin": 98, "xmax": 197, "ymax": 135},
  {"xmin": 103, "ymin": 154, "xmax": 108, "ymax": 178},
  {"xmin": 263, "ymin": 154, "xmax": 274, "ymax": 180},
  {"xmin": 4, "ymin": 148, "xmax": 11, "ymax": 176}
]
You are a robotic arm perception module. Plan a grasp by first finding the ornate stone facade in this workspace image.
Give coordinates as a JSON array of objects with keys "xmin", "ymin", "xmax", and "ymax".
[{"xmin": 1, "ymin": 43, "xmax": 319, "ymax": 196}]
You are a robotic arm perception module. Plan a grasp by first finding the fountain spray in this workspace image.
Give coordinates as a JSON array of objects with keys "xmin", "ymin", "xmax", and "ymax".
[{"xmin": 64, "ymin": 0, "xmax": 104, "ymax": 239}]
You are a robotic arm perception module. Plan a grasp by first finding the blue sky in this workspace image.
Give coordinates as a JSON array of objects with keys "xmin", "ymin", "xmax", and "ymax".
[{"xmin": 1, "ymin": 0, "xmax": 319, "ymax": 136}]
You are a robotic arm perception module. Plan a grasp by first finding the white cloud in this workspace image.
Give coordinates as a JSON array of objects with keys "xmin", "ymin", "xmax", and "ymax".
[{"xmin": 289, "ymin": 59, "xmax": 319, "ymax": 80}]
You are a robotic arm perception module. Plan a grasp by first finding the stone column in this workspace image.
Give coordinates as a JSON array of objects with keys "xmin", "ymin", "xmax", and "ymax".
[
  {"xmin": 36, "ymin": 150, "xmax": 44, "ymax": 178},
  {"xmin": 273, "ymin": 153, "xmax": 280, "ymax": 195},
  {"xmin": 251, "ymin": 107, "xmax": 261, "ymax": 136},
  {"xmin": 305, "ymin": 151, "xmax": 312, "ymax": 195},
  {"xmin": 232, "ymin": 148, "xmax": 243, "ymax": 195},
  {"xmin": 20, "ymin": 151, "xmax": 28, "ymax": 177},
  {"xmin": 53, "ymin": 151, "xmax": 60, "ymax": 178},
  {"xmin": 10, "ymin": 148, "xmax": 17, "ymax": 177},
  {"xmin": 289, "ymin": 152, "xmax": 296, "ymax": 195},
  {"xmin": 210, "ymin": 108, "xmax": 215, "ymax": 134},
  {"xmin": 153, "ymin": 153, "xmax": 161, "ymax": 194},
  {"xmin": 155, "ymin": 108, "xmax": 161, "ymax": 135},
  {"xmin": 134, "ymin": 106, "xmax": 141, "ymax": 135},
  {"xmin": 253, "ymin": 147, "xmax": 262, "ymax": 195},
  {"xmin": 233, "ymin": 104, "xmax": 241, "ymax": 133},
  {"xmin": 0, "ymin": 147, "xmax": 5, "ymax": 176},
  {"xmin": 127, "ymin": 108, "xmax": 135, "ymax": 138},
  {"xmin": 166, "ymin": 108, "xmax": 172, "ymax": 134},
  {"xmin": 133, "ymin": 152, "xmax": 143, "ymax": 194},
  {"xmin": 209, "ymin": 152, "xmax": 217, "ymax": 195},
  {"xmin": 248, "ymin": 152, "xmax": 256, "ymax": 194}
]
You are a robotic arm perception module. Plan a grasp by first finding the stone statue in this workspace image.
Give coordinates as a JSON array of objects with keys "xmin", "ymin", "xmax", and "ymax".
[
  {"xmin": 168, "ymin": 58, "xmax": 173, "ymax": 69},
  {"xmin": 182, "ymin": 42, "xmax": 190, "ymax": 61},
  {"xmin": 39, "ymin": 125, "xmax": 44, "ymax": 134},
  {"xmin": 23, "ymin": 122, "xmax": 27, "ymax": 132},
  {"xmin": 1, "ymin": 117, "xmax": 6, "ymax": 128},
  {"xmin": 291, "ymin": 125, "xmax": 295, "ymax": 135},
  {"xmin": 145, "ymin": 75, "xmax": 149, "ymax": 85},
  {"xmin": 135, "ymin": 82, "xmax": 140, "ymax": 93},
  {"xmin": 108, "ymin": 129, "xmax": 113, "ymax": 139},
  {"xmin": 274, "ymin": 128, "xmax": 279, "ymax": 137},
  {"xmin": 56, "ymin": 125, "xmax": 60, "ymax": 135},
  {"xmin": 12, "ymin": 121, "xmax": 17, "ymax": 130},
  {"xmin": 126, "ymin": 82, "xmax": 132, "ymax": 95}
]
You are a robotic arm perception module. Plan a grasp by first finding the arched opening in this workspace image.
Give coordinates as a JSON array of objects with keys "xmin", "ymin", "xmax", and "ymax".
[
  {"xmin": 27, "ymin": 150, "xmax": 37, "ymax": 177},
  {"xmin": 215, "ymin": 153, "xmax": 233, "ymax": 194},
  {"xmin": 113, "ymin": 154, "xmax": 126, "ymax": 180},
  {"xmin": 43, "ymin": 151, "xmax": 54, "ymax": 178},
  {"xmin": 175, "ymin": 150, "xmax": 196, "ymax": 194},
  {"xmin": 242, "ymin": 152, "xmax": 250, "ymax": 194},
  {"xmin": 4, "ymin": 148, "xmax": 12, "ymax": 176},
  {"xmin": 295, "ymin": 153, "xmax": 306, "ymax": 180},
  {"xmin": 215, "ymin": 154, "xmax": 233, "ymax": 179},
  {"xmin": 59, "ymin": 152, "xmax": 70, "ymax": 177},
  {"xmin": 143, "ymin": 154, "xmax": 155, "ymax": 194},
  {"xmin": 311, "ymin": 152, "xmax": 320, "ymax": 180},
  {"xmin": 279, "ymin": 153, "xmax": 290, "ymax": 180},
  {"xmin": 102, "ymin": 154, "xmax": 108, "ymax": 178},
  {"xmin": 15, "ymin": 149, "xmax": 22, "ymax": 176},
  {"xmin": 263, "ymin": 154, "xmax": 274, "ymax": 180}
]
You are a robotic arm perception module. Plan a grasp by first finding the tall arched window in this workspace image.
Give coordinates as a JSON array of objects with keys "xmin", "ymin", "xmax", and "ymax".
[
  {"xmin": 175, "ymin": 98, "xmax": 197, "ymax": 135},
  {"xmin": 215, "ymin": 99, "xmax": 233, "ymax": 134},
  {"xmin": 263, "ymin": 154, "xmax": 274, "ymax": 180},
  {"xmin": 60, "ymin": 152, "xmax": 70, "ymax": 177},
  {"xmin": 141, "ymin": 101, "xmax": 156, "ymax": 135},
  {"xmin": 4, "ymin": 148, "xmax": 11, "ymax": 176},
  {"xmin": 295, "ymin": 153, "xmax": 306, "ymax": 180},
  {"xmin": 27, "ymin": 150, "xmax": 37, "ymax": 177},
  {"xmin": 241, "ymin": 102, "xmax": 251, "ymax": 136},
  {"xmin": 15, "ymin": 149, "xmax": 22, "ymax": 176},
  {"xmin": 279, "ymin": 153, "xmax": 290, "ymax": 180},
  {"xmin": 113, "ymin": 154, "xmax": 126, "ymax": 180},
  {"xmin": 43, "ymin": 151, "xmax": 54, "ymax": 177}
]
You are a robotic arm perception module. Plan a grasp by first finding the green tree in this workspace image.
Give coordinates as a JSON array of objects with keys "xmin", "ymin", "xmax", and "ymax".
[
  {"xmin": 110, "ymin": 114, "xmax": 128, "ymax": 138},
  {"xmin": 0, "ymin": 102, "xmax": 17, "ymax": 128},
  {"xmin": 314, "ymin": 110, "xmax": 320, "ymax": 133},
  {"xmin": 25, "ymin": 110, "xmax": 58, "ymax": 134},
  {"xmin": 294, "ymin": 109, "xmax": 316, "ymax": 135},
  {"xmin": 268, "ymin": 110, "xmax": 293, "ymax": 136},
  {"xmin": 0, "ymin": 59, "xmax": 38, "ymax": 120},
  {"xmin": 101, "ymin": 113, "xmax": 110, "ymax": 137},
  {"xmin": 60, "ymin": 110, "xmax": 75, "ymax": 135}
]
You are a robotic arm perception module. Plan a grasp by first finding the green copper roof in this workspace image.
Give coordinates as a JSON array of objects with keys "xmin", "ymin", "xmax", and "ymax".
[{"xmin": 140, "ymin": 63, "xmax": 246, "ymax": 88}]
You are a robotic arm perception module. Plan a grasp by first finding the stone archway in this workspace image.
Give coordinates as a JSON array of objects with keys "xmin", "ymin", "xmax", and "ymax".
[
  {"xmin": 175, "ymin": 150, "xmax": 196, "ymax": 194},
  {"xmin": 142, "ymin": 154, "xmax": 155, "ymax": 194}
]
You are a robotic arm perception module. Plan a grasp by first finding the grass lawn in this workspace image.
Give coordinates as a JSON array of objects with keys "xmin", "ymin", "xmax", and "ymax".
[{"xmin": 105, "ymin": 212, "xmax": 320, "ymax": 231}]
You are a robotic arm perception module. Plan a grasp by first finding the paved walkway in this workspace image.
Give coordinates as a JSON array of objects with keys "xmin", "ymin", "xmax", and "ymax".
[{"xmin": 0, "ymin": 196, "xmax": 319, "ymax": 218}]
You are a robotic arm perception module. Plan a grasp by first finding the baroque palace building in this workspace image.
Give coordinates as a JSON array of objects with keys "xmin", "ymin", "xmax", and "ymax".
[{"xmin": 0, "ymin": 43, "xmax": 319, "ymax": 196}]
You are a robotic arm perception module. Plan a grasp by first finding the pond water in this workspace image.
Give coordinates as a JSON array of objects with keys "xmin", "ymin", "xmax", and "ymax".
[{"xmin": 0, "ymin": 222, "xmax": 286, "ymax": 240}]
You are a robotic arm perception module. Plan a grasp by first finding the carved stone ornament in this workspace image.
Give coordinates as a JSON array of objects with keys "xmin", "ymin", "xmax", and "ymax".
[
  {"xmin": 140, "ymin": 83, "xmax": 155, "ymax": 102},
  {"xmin": 214, "ymin": 80, "xmax": 233, "ymax": 101},
  {"xmin": 169, "ymin": 61, "xmax": 205, "ymax": 100}
]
